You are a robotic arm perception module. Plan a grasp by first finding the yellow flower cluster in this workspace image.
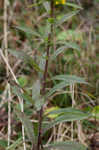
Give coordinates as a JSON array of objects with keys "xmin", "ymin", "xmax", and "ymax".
[{"xmin": 55, "ymin": 0, "xmax": 66, "ymax": 5}]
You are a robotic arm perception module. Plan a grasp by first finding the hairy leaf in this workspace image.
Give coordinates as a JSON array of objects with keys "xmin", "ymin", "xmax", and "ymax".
[
  {"xmin": 43, "ymin": 110, "xmax": 90, "ymax": 133},
  {"xmin": 12, "ymin": 86, "xmax": 34, "ymax": 105},
  {"xmin": 43, "ymin": 1, "xmax": 50, "ymax": 12},
  {"xmin": 66, "ymin": 2, "xmax": 83, "ymax": 9},
  {"xmin": 55, "ymin": 11, "xmax": 79, "ymax": 27},
  {"xmin": 32, "ymin": 80, "xmax": 44, "ymax": 110},
  {"xmin": 46, "ymin": 81, "xmax": 69, "ymax": 97},
  {"xmin": 32, "ymin": 80, "xmax": 41, "ymax": 100},
  {"xmin": 57, "ymin": 30, "xmax": 83, "ymax": 42},
  {"xmin": 8, "ymin": 49, "xmax": 42, "ymax": 72},
  {"xmin": 51, "ymin": 43, "xmax": 80, "ymax": 59},
  {"xmin": 15, "ymin": 109, "xmax": 36, "ymax": 145},
  {"xmin": 15, "ymin": 26, "xmax": 41, "ymax": 37},
  {"xmin": 44, "ymin": 141, "xmax": 86, "ymax": 150},
  {"xmin": 45, "ymin": 107, "xmax": 87, "ymax": 115},
  {"xmin": 51, "ymin": 75, "xmax": 87, "ymax": 84}
]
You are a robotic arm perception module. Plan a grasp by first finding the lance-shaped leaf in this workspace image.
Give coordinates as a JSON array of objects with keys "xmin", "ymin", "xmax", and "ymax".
[
  {"xmin": 8, "ymin": 49, "xmax": 42, "ymax": 72},
  {"xmin": 51, "ymin": 46, "xmax": 68, "ymax": 60},
  {"xmin": 46, "ymin": 81, "xmax": 70, "ymax": 98},
  {"xmin": 66, "ymin": 2, "xmax": 83, "ymax": 9},
  {"xmin": 43, "ymin": 1, "xmax": 50, "ymax": 12},
  {"xmin": 46, "ymin": 75, "xmax": 88, "ymax": 98},
  {"xmin": 57, "ymin": 30, "xmax": 83, "ymax": 42},
  {"xmin": 51, "ymin": 75, "xmax": 88, "ymax": 84},
  {"xmin": 43, "ymin": 109, "xmax": 90, "ymax": 134},
  {"xmin": 51, "ymin": 43, "xmax": 80, "ymax": 60},
  {"xmin": 44, "ymin": 141, "xmax": 86, "ymax": 150},
  {"xmin": 12, "ymin": 86, "xmax": 34, "ymax": 105},
  {"xmin": 15, "ymin": 26, "xmax": 41, "ymax": 38},
  {"xmin": 32, "ymin": 80, "xmax": 44, "ymax": 110},
  {"xmin": 39, "ymin": 53, "xmax": 46, "ymax": 79},
  {"xmin": 45, "ymin": 107, "xmax": 87, "ymax": 116},
  {"xmin": 32, "ymin": 80, "xmax": 41, "ymax": 100},
  {"xmin": 55, "ymin": 10, "xmax": 79, "ymax": 27},
  {"xmin": 15, "ymin": 109, "xmax": 36, "ymax": 145}
]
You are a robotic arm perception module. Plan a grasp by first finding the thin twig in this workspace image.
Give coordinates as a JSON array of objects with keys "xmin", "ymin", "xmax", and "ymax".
[
  {"xmin": 7, "ymin": 83, "xmax": 11, "ymax": 146},
  {"xmin": 4, "ymin": 0, "xmax": 11, "ymax": 146},
  {"xmin": 4, "ymin": 0, "xmax": 8, "ymax": 74}
]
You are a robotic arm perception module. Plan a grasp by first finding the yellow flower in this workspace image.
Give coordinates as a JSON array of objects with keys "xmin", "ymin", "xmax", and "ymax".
[{"xmin": 55, "ymin": 0, "xmax": 66, "ymax": 5}]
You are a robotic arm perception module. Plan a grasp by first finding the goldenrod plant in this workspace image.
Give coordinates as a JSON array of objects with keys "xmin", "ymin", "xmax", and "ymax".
[{"xmin": 0, "ymin": 0, "xmax": 98, "ymax": 150}]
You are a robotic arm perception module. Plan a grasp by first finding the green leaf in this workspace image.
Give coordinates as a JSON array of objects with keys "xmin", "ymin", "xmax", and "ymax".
[
  {"xmin": 51, "ymin": 43, "xmax": 80, "ymax": 59},
  {"xmin": 8, "ymin": 49, "xmax": 42, "ymax": 72},
  {"xmin": 46, "ymin": 75, "xmax": 88, "ymax": 98},
  {"xmin": 15, "ymin": 109, "xmax": 36, "ymax": 145},
  {"xmin": 51, "ymin": 75, "xmax": 87, "ymax": 84},
  {"xmin": 22, "ymin": 92, "xmax": 34, "ymax": 104},
  {"xmin": 18, "ymin": 76, "xmax": 28, "ymax": 87},
  {"xmin": 32, "ymin": 80, "xmax": 41, "ymax": 100},
  {"xmin": 45, "ymin": 107, "xmax": 86, "ymax": 116},
  {"xmin": 32, "ymin": 80, "xmax": 44, "ymax": 110},
  {"xmin": 27, "ymin": 0, "xmax": 43, "ymax": 8},
  {"xmin": 66, "ymin": 2, "xmax": 83, "ymax": 9},
  {"xmin": 57, "ymin": 30, "xmax": 83, "ymax": 42},
  {"xmin": 15, "ymin": 26, "xmax": 41, "ymax": 37},
  {"xmin": 6, "ymin": 137, "xmax": 22, "ymax": 150},
  {"xmin": 43, "ymin": 109, "xmax": 90, "ymax": 133},
  {"xmin": 35, "ymin": 97, "xmax": 44, "ymax": 111},
  {"xmin": 12, "ymin": 86, "xmax": 34, "ymax": 105},
  {"xmin": 0, "ymin": 140, "xmax": 7, "ymax": 148},
  {"xmin": 43, "ymin": 1, "xmax": 50, "ymax": 12},
  {"xmin": 92, "ymin": 105, "xmax": 99, "ymax": 119},
  {"xmin": 39, "ymin": 54, "xmax": 46, "ymax": 79},
  {"xmin": 44, "ymin": 141, "xmax": 86, "ymax": 150},
  {"xmin": 48, "ymin": 18, "xmax": 55, "ymax": 24},
  {"xmin": 44, "ymin": 23, "xmax": 51, "ymax": 39},
  {"xmin": 57, "ymin": 41, "xmax": 80, "ymax": 50},
  {"xmin": 65, "ymin": 42, "xmax": 80, "ymax": 50},
  {"xmin": 46, "ymin": 81, "xmax": 69, "ymax": 97},
  {"xmin": 51, "ymin": 46, "xmax": 68, "ymax": 60},
  {"xmin": 55, "ymin": 11, "xmax": 79, "ymax": 27}
]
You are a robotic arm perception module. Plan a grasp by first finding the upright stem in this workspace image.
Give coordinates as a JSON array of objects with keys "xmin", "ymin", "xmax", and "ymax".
[{"xmin": 37, "ymin": 1, "xmax": 54, "ymax": 150}]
